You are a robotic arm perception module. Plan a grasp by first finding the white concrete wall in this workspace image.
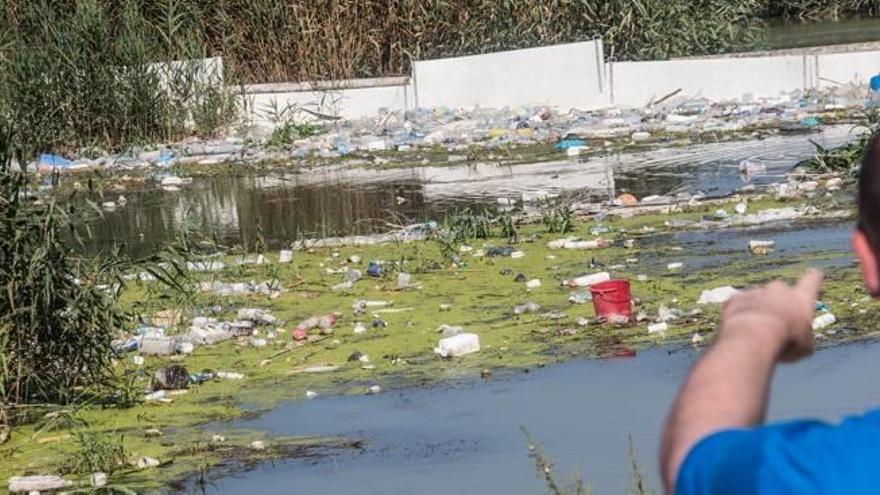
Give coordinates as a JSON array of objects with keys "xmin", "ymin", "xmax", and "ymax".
[
  {"xmin": 816, "ymin": 50, "xmax": 880, "ymax": 88},
  {"xmin": 244, "ymin": 81, "xmax": 411, "ymax": 123},
  {"xmin": 412, "ymin": 41, "xmax": 608, "ymax": 111},
  {"xmin": 611, "ymin": 54, "xmax": 807, "ymax": 107},
  {"xmin": 238, "ymin": 43, "xmax": 880, "ymax": 125},
  {"xmin": 151, "ymin": 56, "xmax": 224, "ymax": 89}
]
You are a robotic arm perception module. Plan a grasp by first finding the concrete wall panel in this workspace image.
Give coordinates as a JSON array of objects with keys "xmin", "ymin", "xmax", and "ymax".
[{"xmin": 412, "ymin": 41, "xmax": 608, "ymax": 111}]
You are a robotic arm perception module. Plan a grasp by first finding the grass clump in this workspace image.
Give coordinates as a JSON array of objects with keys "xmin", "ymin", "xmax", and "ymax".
[
  {"xmin": 799, "ymin": 110, "xmax": 880, "ymax": 174},
  {"xmin": 62, "ymin": 430, "xmax": 129, "ymax": 476}
]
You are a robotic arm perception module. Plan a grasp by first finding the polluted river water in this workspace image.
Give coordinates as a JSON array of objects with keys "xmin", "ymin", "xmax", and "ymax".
[
  {"xmin": 189, "ymin": 340, "xmax": 880, "ymax": 495},
  {"xmin": 84, "ymin": 125, "xmax": 858, "ymax": 258}
]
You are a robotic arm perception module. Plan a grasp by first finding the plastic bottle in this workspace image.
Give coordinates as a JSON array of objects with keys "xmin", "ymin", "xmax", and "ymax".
[
  {"xmin": 279, "ymin": 250, "xmax": 293, "ymax": 263},
  {"xmin": 215, "ymin": 371, "xmax": 244, "ymax": 380},
  {"xmin": 812, "ymin": 313, "xmax": 836, "ymax": 331},
  {"xmin": 564, "ymin": 272, "xmax": 611, "ymax": 288},
  {"xmin": 435, "ymin": 333, "xmax": 481, "ymax": 357}
]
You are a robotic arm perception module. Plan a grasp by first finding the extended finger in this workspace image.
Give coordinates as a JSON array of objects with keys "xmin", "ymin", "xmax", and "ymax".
[{"xmin": 795, "ymin": 268, "xmax": 824, "ymax": 300}]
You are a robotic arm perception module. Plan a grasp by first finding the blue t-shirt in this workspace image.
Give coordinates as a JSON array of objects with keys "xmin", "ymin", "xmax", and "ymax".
[{"xmin": 676, "ymin": 409, "xmax": 880, "ymax": 494}]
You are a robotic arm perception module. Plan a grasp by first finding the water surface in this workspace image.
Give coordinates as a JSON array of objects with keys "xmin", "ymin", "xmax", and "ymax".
[
  {"xmin": 83, "ymin": 126, "xmax": 857, "ymax": 257},
  {"xmin": 194, "ymin": 340, "xmax": 880, "ymax": 494}
]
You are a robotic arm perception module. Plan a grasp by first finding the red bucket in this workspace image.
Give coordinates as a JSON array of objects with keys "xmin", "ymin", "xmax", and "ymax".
[{"xmin": 590, "ymin": 279, "xmax": 632, "ymax": 321}]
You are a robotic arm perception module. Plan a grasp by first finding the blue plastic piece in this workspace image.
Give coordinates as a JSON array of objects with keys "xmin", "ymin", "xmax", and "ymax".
[
  {"xmin": 554, "ymin": 138, "xmax": 587, "ymax": 150},
  {"xmin": 366, "ymin": 261, "xmax": 382, "ymax": 277},
  {"xmin": 799, "ymin": 116, "xmax": 820, "ymax": 128},
  {"xmin": 37, "ymin": 153, "xmax": 73, "ymax": 168},
  {"xmin": 871, "ymin": 74, "xmax": 880, "ymax": 92},
  {"xmin": 157, "ymin": 149, "xmax": 174, "ymax": 165}
]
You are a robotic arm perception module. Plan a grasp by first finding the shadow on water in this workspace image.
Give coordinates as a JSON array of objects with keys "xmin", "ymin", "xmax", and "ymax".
[
  {"xmin": 182, "ymin": 340, "xmax": 880, "ymax": 495},
  {"xmin": 78, "ymin": 126, "xmax": 858, "ymax": 257}
]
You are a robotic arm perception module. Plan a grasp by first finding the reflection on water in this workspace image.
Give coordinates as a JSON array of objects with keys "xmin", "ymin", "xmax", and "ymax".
[
  {"xmin": 80, "ymin": 126, "xmax": 857, "ymax": 257},
  {"xmin": 189, "ymin": 340, "xmax": 880, "ymax": 495}
]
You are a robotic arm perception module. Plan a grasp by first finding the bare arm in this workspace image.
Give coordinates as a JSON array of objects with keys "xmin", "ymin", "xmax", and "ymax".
[{"xmin": 660, "ymin": 270, "xmax": 823, "ymax": 493}]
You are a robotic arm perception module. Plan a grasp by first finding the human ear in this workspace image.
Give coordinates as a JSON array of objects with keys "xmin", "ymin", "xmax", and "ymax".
[{"xmin": 853, "ymin": 229, "xmax": 880, "ymax": 297}]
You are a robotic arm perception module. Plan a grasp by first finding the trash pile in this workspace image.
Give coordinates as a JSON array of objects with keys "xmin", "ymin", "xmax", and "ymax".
[
  {"xmin": 113, "ymin": 308, "xmax": 281, "ymax": 359},
  {"xmin": 30, "ymin": 84, "xmax": 869, "ymax": 173}
]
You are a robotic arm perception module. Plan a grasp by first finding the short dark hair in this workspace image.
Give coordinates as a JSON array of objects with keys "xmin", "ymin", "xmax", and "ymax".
[{"xmin": 858, "ymin": 130, "xmax": 880, "ymax": 258}]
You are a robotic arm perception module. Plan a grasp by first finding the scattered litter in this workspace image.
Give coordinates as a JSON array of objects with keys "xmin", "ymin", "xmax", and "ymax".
[
  {"xmin": 367, "ymin": 261, "xmax": 383, "ymax": 277},
  {"xmin": 215, "ymin": 371, "xmax": 244, "ymax": 380},
  {"xmin": 547, "ymin": 238, "xmax": 610, "ymax": 250},
  {"xmin": 648, "ymin": 322, "xmax": 668, "ymax": 334},
  {"xmin": 437, "ymin": 324, "xmax": 464, "ymax": 337},
  {"xmin": 691, "ymin": 333, "xmax": 704, "ymax": 345},
  {"xmin": 514, "ymin": 302, "xmax": 541, "ymax": 315},
  {"xmin": 306, "ymin": 390, "xmax": 318, "ymax": 399},
  {"xmin": 738, "ymin": 160, "xmax": 767, "ymax": 177},
  {"xmin": 735, "ymin": 202, "xmax": 748, "ymax": 214},
  {"xmin": 568, "ymin": 291, "xmax": 592, "ymax": 304},
  {"xmin": 667, "ymin": 262, "xmax": 683, "ymax": 271},
  {"xmin": 9, "ymin": 475, "xmax": 72, "ymax": 493},
  {"xmin": 279, "ymin": 250, "xmax": 293, "ymax": 263},
  {"xmin": 300, "ymin": 366, "xmax": 338, "ymax": 373},
  {"xmin": 144, "ymin": 390, "xmax": 166, "ymax": 402},
  {"xmin": 294, "ymin": 314, "xmax": 337, "ymax": 337},
  {"xmin": 486, "ymin": 246, "xmax": 516, "ymax": 257},
  {"xmin": 348, "ymin": 351, "xmax": 370, "ymax": 363},
  {"xmin": 152, "ymin": 366, "xmax": 189, "ymax": 391},
  {"xmin": 698, "ymin": 286, "xmax": 740, "ymax": 304},
  {"xmin": 137, "ymin": 457, "xmax": 161, "ymax": 469},
  {"xmin": 526, "ymin": 279, "xmax": 542, "ymax": 289},
  {"xmin": 812, "ymin": 313, "xmax": 837, "ymax": 331},
  {"xmin": 555, "ymin": 138, "xmax": 587, "ymax": 150},
  {"xmin": 564, "ymin": 272, "xmax": 610, "ymax": 288},
  {"xmin": 657, "ymin": 305, "xmax": 682, "ymax": 323},
  {"xmin": 615, "ymin": 193, "xmax": 639, "ymax": 206},
  {"xmin": 632, "ymin": 131, "xmax": 651, "ymax": 142},
  {"xmin": 367, "ymin": 385, "xmax": 382, "ymax": 395},
  {"xmin": 250, "ymin": 441, "xmax": 266, "ymax": 451},
  {"xmin": 435, "ymin": 333, "xmax": 481, "ymax": 357},
  {"xmin": 749, "ymin": 240, "xmax": 776, "ymax": 255},
  {"xmin": 91, "ymin": 472, "xmax": 107, "ymax": 488}
]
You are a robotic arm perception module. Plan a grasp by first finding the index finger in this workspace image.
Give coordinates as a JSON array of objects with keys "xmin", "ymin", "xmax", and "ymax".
[{"xmin": 795, "ymin": 268, "xmax": 824, "ymax": 300}]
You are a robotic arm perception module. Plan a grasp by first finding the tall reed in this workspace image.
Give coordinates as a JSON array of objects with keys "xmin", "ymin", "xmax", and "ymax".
[
  {"xmin": 0, "ymin": 123, "xmax": 127, "ymax": 409},
  {"xmin": 0, "ymin": 0, "xmax": 237, "ymax": 153}
]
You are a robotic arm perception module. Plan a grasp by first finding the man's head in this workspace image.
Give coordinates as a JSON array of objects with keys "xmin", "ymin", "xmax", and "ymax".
[{"xmin": 853, "ymin": 130, "xmax": 880, "ymax": 296}]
